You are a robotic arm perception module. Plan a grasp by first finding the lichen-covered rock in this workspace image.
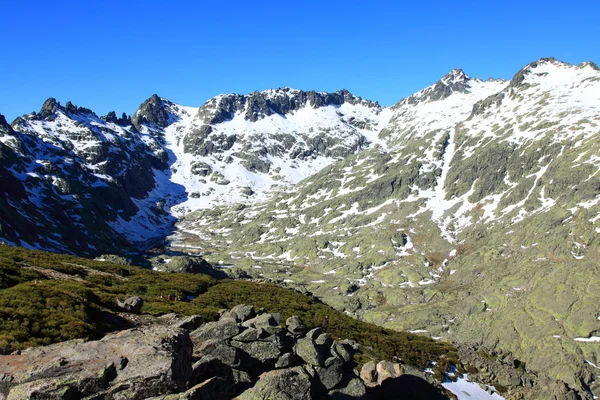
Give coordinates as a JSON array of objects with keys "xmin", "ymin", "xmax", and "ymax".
[
  {"xmin": 286, "ymin": 316, "xmax": 307, "ymax": 336},
  {"xmin": 235, "ymin": 366, "xmax": 313, "ymax": 400},
  {"xmin": 190, "ymin": 318, "xmax": 241, "ymax": 341},
  {"xmin": 116, "ymin": 296, "xmax": 144, "ymax": 314},
  {"xmin": 0, "ymin": 325, "xmax": 192, "ymax": 400}
]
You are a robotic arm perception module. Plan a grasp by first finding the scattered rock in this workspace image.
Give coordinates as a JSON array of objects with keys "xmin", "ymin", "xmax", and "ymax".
[
  {"xmin": 116, "ymin": 296, "xmax": 143, "ymax": 314},
  {"xmin": 286, "ymin": 316, "xmax": 307, "ymax": 336}
]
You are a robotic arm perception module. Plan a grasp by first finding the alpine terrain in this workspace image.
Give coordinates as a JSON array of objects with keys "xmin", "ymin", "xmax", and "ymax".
[{"xmin": 1, "ymin": 57, "xmax": 600, "ymax": 398}]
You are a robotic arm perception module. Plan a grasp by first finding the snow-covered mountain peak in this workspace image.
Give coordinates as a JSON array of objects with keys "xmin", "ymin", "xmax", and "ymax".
[
  {"xmin": 196, "ymin": 88, "xmax": 381, "ymax": 126},
  {"xmin": 440, "ymin": 68, "xmax": 468, "ymax": 85}
]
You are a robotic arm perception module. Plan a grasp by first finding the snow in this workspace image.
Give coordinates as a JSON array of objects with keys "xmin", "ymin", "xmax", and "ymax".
[
  {"xmin": 443, "ymin": 376, "xmax": 505, "ymax": 400},
  {"xmin": 574, "ymin": 337, "xmax": 600, "ymax": 343}
]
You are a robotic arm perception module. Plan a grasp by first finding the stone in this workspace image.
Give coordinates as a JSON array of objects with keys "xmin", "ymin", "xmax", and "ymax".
[
  {"xmin": 116, "ymin": 296, "xmax": 143, "ymax": 314},
  {"xmin": 360, "ymin": 361, "xmax": 377, "ymax": 387},
  {"xmin": 241, "ymin": 313, "xmax": 280, "ymax": 329},
  {"xmin": 376, "ymin": 360, "xmax": 398, "ymax": 385},
  {"xmin": 275, "ymin": 352, "xmax": 298, "ymax": 369},
  {"xmin": 190, "ymin": 318, "xmax": 240, "ymax": 341},
  {"xmin": 285, "ymin": 316, "xmax": 307, "ymax": 336},
  {"xmin": 228, "ymin": 304, "xmax": 256, "ymax": 323},
  {"xmin": 231, "ymin": 339, "xmax": 281, "ymax": 366},
  {"xmin": 232, "ymin": 327, "xmax": 263, "ymax": 342},
  {"xmin": 194, "ymin": 340, "xmax": 240, "ymax": 367},
  {"xmin": 175, "ymin": 315, "xmax": 205, "ymax": 331},
  {"xmin": 332, "ymin": 342, "xmax": 352, "ymax": 363},
  {"xmin": 295, "ymin": 335, "xmax": 324, "ymax": 367},
  {"xmin": 315, "ymin": 356, "xmax": 344, "ymax": 390},
  {"xmin": 327, "ymin": 376, "xmax": 367, "ymax": 399},
  {"xmin": 235, "ymin": 366, "xmax": 312, "ymax": 400},
  {"xmin": 0, "ymin": 325, "xmax": 192, "ymax": 400}
]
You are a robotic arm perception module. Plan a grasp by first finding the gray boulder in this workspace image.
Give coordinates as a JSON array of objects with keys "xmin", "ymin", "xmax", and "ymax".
[
  {"xmin": 116, "ymin": 296, "xmax": 143, "ymax": 314},
  {"xmin": 225, "ymin": 304, "xmax": 256, "ymax": 323},
  {"xmin": 327, "ymin": 376, "xmax": 367, "ymax": 399},
  {"xmin": 241, "ymin": 313, "xmax": 281, "ymax": 329},
  {"xmin": 0, "ymin": 325, "xmax": 192, "ymax": 400},
  {"xmin": 286, "ymin": 316, "xmax": 307, "ymax": 336},
  {"xmin": 190, "ymin": 318, "xmax": 240, "ymax": 341},
  {"xmin": 235, "ymin": 366, "xmax": 312, "ymax": 400},
  {"xmin": 194, "ymin": 339, "xmax": 240, "ymax": 367}
]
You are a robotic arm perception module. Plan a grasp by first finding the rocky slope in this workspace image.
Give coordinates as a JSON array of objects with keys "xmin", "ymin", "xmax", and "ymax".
[
  {"xmin": 0, "ymin": 304, "xmax": 454, "ymax": 400},
  {"xmin": 1, "ymin": 57, "xmax": 600, "ymax": 397}
]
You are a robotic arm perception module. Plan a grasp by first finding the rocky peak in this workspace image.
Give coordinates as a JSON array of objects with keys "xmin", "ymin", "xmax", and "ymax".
[
  {"xmin": 132, "ymin": 94, "xmax": 171, "ymax": 130},
  {"xmin": 39, "ymin": 97, "xmax": 61, "ymax": 118},
  {"xmin": 198, "ymin": 88, "xmax": 380, "ymax": 125},
  {"xmin": 102, "ymin": 111, "xmax": 132, "ymax": 126},
  {"xmin": 0, "ymin": 114, "xmax": 11, "ymax": 133},
  {"xmin": 509, "ymin": 57, "xmax": 573, "ymax": 89}
]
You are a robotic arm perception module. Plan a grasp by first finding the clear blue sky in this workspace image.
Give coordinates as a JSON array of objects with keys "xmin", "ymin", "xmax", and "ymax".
[{"xmin": 1, "ymin": 0, "xmax": 598, "ymax": 121}]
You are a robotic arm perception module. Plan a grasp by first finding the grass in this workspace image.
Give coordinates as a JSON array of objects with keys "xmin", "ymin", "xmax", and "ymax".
[{"xmin": 0, "ymin": 244, "xmax": 457, "ymax": 373}]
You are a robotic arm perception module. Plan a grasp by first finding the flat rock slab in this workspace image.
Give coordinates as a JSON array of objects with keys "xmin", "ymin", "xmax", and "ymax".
[{"xmin": 0, "ymin": 325, "xmax": 192, "ymax": 400}]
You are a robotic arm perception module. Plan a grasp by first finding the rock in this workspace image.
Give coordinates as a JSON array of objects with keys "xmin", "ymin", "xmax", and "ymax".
[
  {"xmin": 376, "ymin": 360, "xmax": 398, "ymax": 385},
  {"xmin": 327, "ymin": 376, "xmax": 367, "ymax": 399},
  {"xmin": 227, "ymin": 304, "xmax": 256, "ymax": 323},
  {"xmin": 231, "ymin": 339, "xmax": 282, "ymax": 367},
  {"xmin": 190, "ymin": 355, "xmax": 232, "ymax": 387},
  {"xmin": 360, "ymin": 361, "xmax": 378, "ymax": 387},
  {"xmin": 235, "ymin": 366, "xmax": 312, "ymax": 400},
  {"xmin": 194, "ymin": 339, "xmax": 240, "ymax": 367},
  {"xmin": 116, "ymin": 296, "xmax": 144, "ymax": 314},
  {"xmin": 175, "ymin": 315, "xmax": 205, "ymax": 331},
  {"xmin": 146, "ymin": 376, "xmax": 231, "ymax": 400},
  {"xmin": 275, "ymin": 352, "xmax": 298, "ymax": 369},
  {"xmin": 241, "ymin": 313, "xmax": 281, "ymax": 329},
  {"xmin": 232, "ymin": 327, "xmax": 263, "ymax": 342},
  {"xmin": 0, "ymin": 325, "xmax": 192, "ymax": 400},
  {"xmin": 332, "ymin": 342, "xmax": 352, "ymax": 363},
  {"xmin": 296, "ymin": 335, "xmax": 325, "ymax": 367},
  {"xmin": 315, "ymin": 333, "xmax": 333, "ymax": 351},
  {"xmin": 286, "ymin": 316, "xmax": 307, "ymax": 336},
  {"xmin": 315, "ymin": 355, "xmax": 344, "ymax": 390},
  {"xmin": 190, "ymin": 318, "xmax": 240, "ymax": 341}
]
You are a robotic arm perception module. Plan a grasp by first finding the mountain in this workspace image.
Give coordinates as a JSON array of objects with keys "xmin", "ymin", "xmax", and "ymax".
[
  {"xmin": 1, "ymin": 57, "xmax": 600, "ymax": 398},
  {"xmin": 0, "ymin": 88, "xmax": 384, "ymax": 254}
]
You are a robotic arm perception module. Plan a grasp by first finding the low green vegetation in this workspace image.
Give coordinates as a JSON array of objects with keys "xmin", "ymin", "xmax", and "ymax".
[{"xmin": 0, "ymin": 244, "xmax": 456, "ymax": 373}]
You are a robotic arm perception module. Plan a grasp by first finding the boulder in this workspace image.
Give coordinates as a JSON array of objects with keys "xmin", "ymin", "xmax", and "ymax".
[
  {"xmin": 194, "ymin": 339, "xmax": 240, "ymax": 367},
  {"xmin": 314, "ymin": 355, "xmax": 344, "ymax": 390},
  {"xmin": 275, "ymin": 352, "xmax": 298, "ymax": 369},
  {"xmin": 360, "ymin": 361, "xmax": 378, "ymax": 387},
  {"xmin": 232, "ymin": 327, "xmax": 264, "ymax": 342},
  {"xmin": 231, "ymin": 339, "xmax": 282, "ymax": 367},
  {"xmin": 235, "ymin": 366, "xmax": 312, "ymax": 400},
  {"xmin": 286, "ymin": 316, "xmax": 307, "ymax": 336},
  {"xmin": 241, "ymin": 313, "xmax": 281, "ymax": 329},
  {"xmin": 227, "ymin": 304, "xmax": 256, "ymax": 323},
  {"xmin": 295, "ymin": 335, "xmax": 325, "ymax": 367},
  {"xmin": 175, "ymin": 315, "xmax": 205, "ymax": 331},
  {"xmin": 376, "ymin": 360, "xmax": 398, "ymax": 385},
  {"xmin": 327, "ymin": 376, "xmax": 367, "ymax": 399},
  {"xmin": 0, "ymin": 325, "xmax": 192, "ymax": 400},
  {"xmin": 116, "ymin": 296, "xmax": 143, "ymax": 314},
  {"xmin": 190, "ymin": 318, "xmax": 240, "ymax": 341}
]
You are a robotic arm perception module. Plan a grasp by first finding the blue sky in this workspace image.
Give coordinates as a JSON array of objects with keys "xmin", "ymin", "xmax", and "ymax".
[{"xmin": 1, "ymin": 0, "xmax": 598, "ymax": 121}]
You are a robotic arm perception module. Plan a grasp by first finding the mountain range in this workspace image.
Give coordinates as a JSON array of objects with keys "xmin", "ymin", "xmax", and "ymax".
[{"xmin": 1, "ymin": 57, "xmax": 600, "ymax": 398}]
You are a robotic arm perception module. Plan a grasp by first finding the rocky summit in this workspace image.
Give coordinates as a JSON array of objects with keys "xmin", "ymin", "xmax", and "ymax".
[{"xmin": 1, "ymin": 57, "xmax": 600, "ymax": 398}]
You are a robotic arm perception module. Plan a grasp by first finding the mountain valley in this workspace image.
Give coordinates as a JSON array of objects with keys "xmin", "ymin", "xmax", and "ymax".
[{"xmin": 2, "ymin": 57, "xmax": 600, "ymax": 398}]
